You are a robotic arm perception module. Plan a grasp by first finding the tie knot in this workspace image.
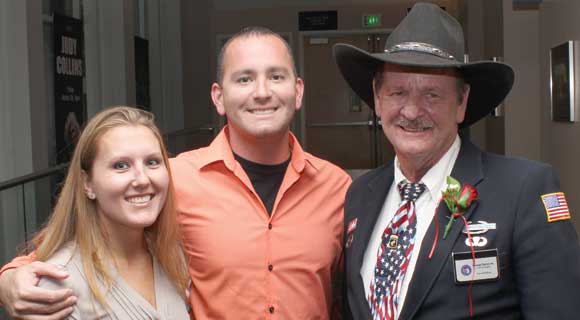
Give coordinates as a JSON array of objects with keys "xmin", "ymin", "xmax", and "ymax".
[{"xmin": 398, "ymin": 181, "xmax": 426, "ymax": 202}]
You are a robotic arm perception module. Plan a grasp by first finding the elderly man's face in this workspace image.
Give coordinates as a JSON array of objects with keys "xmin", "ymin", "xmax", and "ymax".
[{"xmin": 373, "ymin": 64, "xmax": 469, "ymax": 171}]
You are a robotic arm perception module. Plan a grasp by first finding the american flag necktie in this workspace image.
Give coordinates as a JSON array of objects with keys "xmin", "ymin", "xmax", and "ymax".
[{"xmin": 369, "ymin": 181, "xmax": 426, "ymax": 320}]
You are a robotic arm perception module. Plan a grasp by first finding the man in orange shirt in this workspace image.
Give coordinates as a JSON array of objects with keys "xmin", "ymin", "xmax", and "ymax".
[{"xmin": 0, "ymin": 27, "xmax": 351, "ymax": 319}]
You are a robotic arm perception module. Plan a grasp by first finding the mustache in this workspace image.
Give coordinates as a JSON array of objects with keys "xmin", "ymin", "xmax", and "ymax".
[{"xmin": 395, "ymin": 118, "xmax": 434, "ymax": 130}]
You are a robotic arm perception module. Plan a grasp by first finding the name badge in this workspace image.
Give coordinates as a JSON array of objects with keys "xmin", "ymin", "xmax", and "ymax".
[{"xmin": 452, "ymin": 249, "xmax": 500, "ymax": 284}]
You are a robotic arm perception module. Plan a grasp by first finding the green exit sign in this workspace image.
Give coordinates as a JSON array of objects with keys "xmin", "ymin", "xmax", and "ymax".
[{"xmin": 363, "ymin": 14, "xmax": 381, "ymax": 27}]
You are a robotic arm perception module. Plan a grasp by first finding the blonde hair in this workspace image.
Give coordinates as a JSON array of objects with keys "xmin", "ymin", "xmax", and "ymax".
[{"xmin": 31, "ymin": 106, "xmax": 188, "ymax": 308}]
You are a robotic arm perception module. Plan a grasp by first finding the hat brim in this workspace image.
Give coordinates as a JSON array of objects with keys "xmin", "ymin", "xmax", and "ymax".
[{"xmin": 333, "ymin": 43, "xmax": 514, "ymax": 127}]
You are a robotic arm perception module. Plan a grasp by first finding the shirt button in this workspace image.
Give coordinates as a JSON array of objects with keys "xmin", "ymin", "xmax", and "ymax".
[
  {"xmin": 268, "ymin": 223, "xmax": 273, "ymax": 229},
  {"xmin": 268, "ymin": 264, "xmax": 273, "ymax": 271},
  {"xmin": 269, "ymin": 306, "xmax": 275, "ymax": 313}
]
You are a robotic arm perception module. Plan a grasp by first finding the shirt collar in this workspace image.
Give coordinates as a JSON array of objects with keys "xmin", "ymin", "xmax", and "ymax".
[
  {"xmin": 394, "ymin": 135, "xmax": 461, "ymax": 201},
  {"xmin": 198, "ymin": 125, "xmax": 317, "ymax": 173}
]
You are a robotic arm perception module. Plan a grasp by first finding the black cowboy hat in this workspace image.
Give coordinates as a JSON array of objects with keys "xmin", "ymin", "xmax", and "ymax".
[{"xmin": 333, "ymin": 2, "xmax": 514, "ymax": 127}]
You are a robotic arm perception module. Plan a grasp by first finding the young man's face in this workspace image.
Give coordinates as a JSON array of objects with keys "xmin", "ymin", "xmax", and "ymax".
[
  {"xmin": 373, "ymin": 64, "xmax": 469, "ymax": 169},
  {"xmin": 211, "ymin": 35, "xmax": 304, "ymax": 142}
]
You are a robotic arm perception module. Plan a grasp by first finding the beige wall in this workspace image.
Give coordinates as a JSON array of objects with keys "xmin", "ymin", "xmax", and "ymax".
[
  {"xmin": 539, "ymin": 0, "xmax": 580, "ymax": 230},
  {"xmin": 483, "ymin": 0, "xmax": 507, "ymax": 155},
  {"xmin": 503, "ymin": 0, "xmax": 541, "ymax": 160},
  {"xmin": 461, "ymin": 0, "xmax": 486, "ymax": 150},
  {"xmin": 460, "ymin": 0, "xmax": 506, "ymax": 153}
]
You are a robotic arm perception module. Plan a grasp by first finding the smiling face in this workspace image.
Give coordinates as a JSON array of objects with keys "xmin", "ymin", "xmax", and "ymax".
[
  {"xmin": 211, "ymin": 34, "xmax": 304, "ymax": 143},
  {"xmin": 374, "ymin": 64, "xmax": 469, "ymax": 178},
  {"xmin": 84, "ymin": 125, "xmax": 169, "ymax": 234}
]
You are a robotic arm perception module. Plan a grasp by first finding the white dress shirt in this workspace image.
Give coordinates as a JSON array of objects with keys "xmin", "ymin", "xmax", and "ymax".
[{"xmin": 361, "ymin": 135, "xmax": 461, "ymax": 319}]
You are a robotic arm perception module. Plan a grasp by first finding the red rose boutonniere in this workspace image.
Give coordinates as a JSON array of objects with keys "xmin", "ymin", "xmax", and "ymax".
[
  {"xmin": 427, "ymin": 176, "xmax": 479, "ymax": 318},
  {"xmin": 428, "ymin": 176, "xmax": 479, "ymax": 259},
  {"xmin": 442, "ymin": 176, "xmax": 478, "ymax": 239}
]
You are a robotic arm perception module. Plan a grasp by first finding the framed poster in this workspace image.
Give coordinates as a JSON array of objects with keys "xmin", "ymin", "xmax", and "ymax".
[
  {"xmin": 54, "ymin": 14, "xmax": 85, "ymax": 163},
  {"xmin": 550, "ymin": 41, "xmax": 579, "ymax": 122}
]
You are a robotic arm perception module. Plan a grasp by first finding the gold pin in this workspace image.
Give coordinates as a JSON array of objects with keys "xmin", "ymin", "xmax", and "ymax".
[{"xmin": 387, "ymin": 235, "xmax": 399, "ymax": 249}]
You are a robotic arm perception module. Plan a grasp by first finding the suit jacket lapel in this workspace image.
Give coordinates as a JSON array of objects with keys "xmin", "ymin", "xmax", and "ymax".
[
  {"xmin": 399, "ymin": 140, "xmax": 485, "ymax": 320},
  {"xmin": 349, "ymin": 165, "xmax": 394, "ymax": 316}
]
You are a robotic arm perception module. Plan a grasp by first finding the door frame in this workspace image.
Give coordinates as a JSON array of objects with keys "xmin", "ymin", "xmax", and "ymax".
[{"xmin": 296, "ymin": 29, "xmax": 392, "ymax": 147}]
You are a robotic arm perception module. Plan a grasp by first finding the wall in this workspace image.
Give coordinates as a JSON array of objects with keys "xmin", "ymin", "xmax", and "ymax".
[
  {"xmin": 0, "ymin": 0, "xmax": 45, "ymax": 268},
  {"xmin": 539, "ymin": 0, "xmax": 580, "ymax": 230},
  {"xmin": 482, "ymin": 0, "xmax": 507, "ymax": 155},
  {"xmin": 503, "ymin": 0, "xmax": 541, "ymax": 160},
  {"xmin": 83, "ymin": 0, "xmax": 136, "ymax": 117},
  {"xmin": 460, "ymin": 0, "xmax": 506, "ymax": 153},
  {"xmin": 181, "ymin": 0, "xmax": 213, "ymax": 130},
  {"xmin": 460, "ymin": 0, "xmax": 486, "ymax": 150},
  {"xmin": 210, "ymin": 1, "xmax": 458, "ymax": 70},
  {"xmin": 81, "ymin": 0, "xmax": 186, "ymax": 133}
]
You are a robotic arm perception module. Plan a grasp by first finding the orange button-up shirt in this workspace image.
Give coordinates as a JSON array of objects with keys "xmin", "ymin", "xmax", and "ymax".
[{"xmin": 171, "ymin": 128, "xmax": 351, "ymax": 319}]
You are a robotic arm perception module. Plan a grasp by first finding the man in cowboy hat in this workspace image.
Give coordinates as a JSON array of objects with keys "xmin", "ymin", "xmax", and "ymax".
[{"xmin": 335, "ymin": 3, "xmax": 580, "ymax": 319}]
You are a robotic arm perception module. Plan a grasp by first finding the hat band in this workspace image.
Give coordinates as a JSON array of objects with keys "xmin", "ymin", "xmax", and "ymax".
[{"xmin": 384, "ymin": 42, "xmax": 456, "ymax": 60}]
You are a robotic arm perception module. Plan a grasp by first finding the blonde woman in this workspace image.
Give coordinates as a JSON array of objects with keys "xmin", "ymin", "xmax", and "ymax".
[{"xmin": 12, "ymin": 106, "xmax": 189, "ymax": 319}]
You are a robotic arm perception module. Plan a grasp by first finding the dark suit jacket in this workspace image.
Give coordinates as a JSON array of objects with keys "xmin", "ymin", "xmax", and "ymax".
[{"xmin": 344, "ymin": 140, "xmax": 580, "ymax": 319}]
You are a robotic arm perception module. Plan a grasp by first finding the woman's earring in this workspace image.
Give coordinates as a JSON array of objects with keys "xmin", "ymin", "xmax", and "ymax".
[{"xmin": 87, "ymin": 192, "xmax": 96, "ymax": 200}]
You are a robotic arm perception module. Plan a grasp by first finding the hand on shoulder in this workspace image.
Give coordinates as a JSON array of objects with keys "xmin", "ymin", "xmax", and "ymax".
[{"xmin": 0, "ymin": 261, "xmax": 76, "ymax": 319}]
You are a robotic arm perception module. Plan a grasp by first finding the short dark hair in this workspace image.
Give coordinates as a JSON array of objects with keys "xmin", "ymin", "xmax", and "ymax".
[
  {"xmin": 373, "ymin": 64, "xmax": 468, "ymax": 103},
  {"xmin": 216, "ymin": 26, "xmax": 298, "ymax": 85}
]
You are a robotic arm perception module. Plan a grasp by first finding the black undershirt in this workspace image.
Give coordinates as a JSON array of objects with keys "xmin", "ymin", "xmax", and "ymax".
[{"xmin": 234, "ymin": 153, "xmax": 290, "ymax": 216}]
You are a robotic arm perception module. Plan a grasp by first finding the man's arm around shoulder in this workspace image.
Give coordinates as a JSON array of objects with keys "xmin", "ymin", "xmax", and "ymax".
[{"xmin": 0, "ymin": 253, "xmax": 76, "ymax": 319}]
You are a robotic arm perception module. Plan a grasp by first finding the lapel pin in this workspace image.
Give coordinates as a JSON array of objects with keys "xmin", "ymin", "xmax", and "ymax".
[
  {"xmin": 345, "ymin": 218, "xmax": 358, "ymax": 249},
  {"xmin": 465, "ymin": 235, "xmax": 488, "ymax": 247},
  {"xmin": 347, "ymin": 218, "xmax": 358, "ymax": 234},
  {"xmin": 462, "ymin": 220, "xmax": 496, "ymax": 235},
  {"xmin": 387, "ymin": 234, "xmax": 399, "ymax": 249},
  {"xmin": 346, "ymin": 233, "xmax": 354, "ymax": 248}
]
